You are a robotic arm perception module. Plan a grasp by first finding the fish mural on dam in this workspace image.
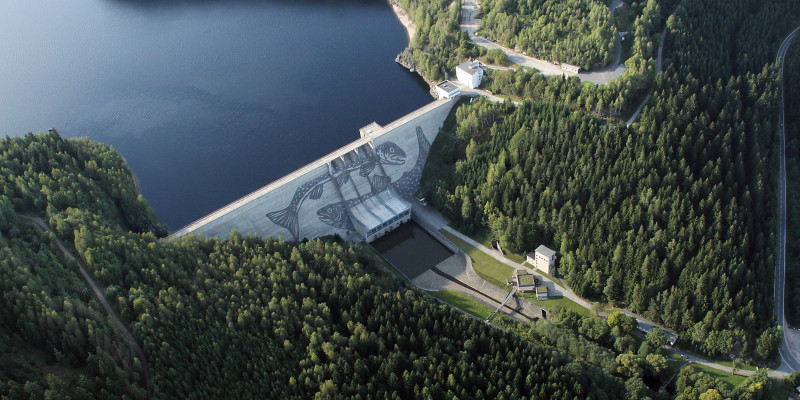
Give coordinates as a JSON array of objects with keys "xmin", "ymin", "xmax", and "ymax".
[
  {"xmin": 391, "ymin": 127, "xmax": 431, "ymax": 199},
  {"xmin": 266, "ymin": 141, "xmax": 406, "ymax": 240},
  {"xmin": 315, "ymin": 128, "xmax": 431, "ymax": 232},
  {"xmin": 316, "ymin": 174, "xmax": 392, "ymax": 231}
]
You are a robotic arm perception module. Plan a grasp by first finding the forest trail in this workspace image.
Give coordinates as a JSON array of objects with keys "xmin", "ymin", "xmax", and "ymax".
[
  {"xmin": 775, "ymin": 25, "xmax": 800, "ymax": 373},
  {"xmin": 625, "ymin": 17, "xmax": 670, "ymax": 126},
  {"xmin": 17, "ymin": 214, "xmax": 154, "ymax": 398},
  {"xmin": 460, "ymin": 0, "xmax": 625, "ymax": 84}
]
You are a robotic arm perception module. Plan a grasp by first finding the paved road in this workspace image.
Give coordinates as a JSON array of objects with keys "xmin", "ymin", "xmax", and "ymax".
[
  {"xmin": 434, "ymin": 216, "xmax": 794, "ymax": 377},
  {"xmin": 17, "ymin": 214, "xmax": 153, "ymax": 398},
  {"xmin": 439, "ymin": 225, "xmax": 596, "ymax": 310},
  {"xmin": 775, "ymin": 25, "xmax": 800, "ymax": 373},
  {"xmin": 460, "ymin": 0, "xmax": 625, "ymax": 84}
]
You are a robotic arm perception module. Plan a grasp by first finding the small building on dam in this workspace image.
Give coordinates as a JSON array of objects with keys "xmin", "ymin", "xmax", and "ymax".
[{"xmin": 170, "ymin": 98, "xmax": 457, "ymax": 242}]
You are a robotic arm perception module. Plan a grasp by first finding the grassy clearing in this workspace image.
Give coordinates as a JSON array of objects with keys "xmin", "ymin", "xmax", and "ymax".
[
  {"xmin": 714, "ymin": 360, "xmax": 757, "ymax": 372},
  {"xmin": 428, "ymin": 290, "xmax": 494, "ymax": 320},
  {"xmin": 438, "ymin": 229, "xmax": 594, "ymax": 319},
  {"xmin": 688, "ymin": 363, "xmax": 747, "ymax": 389},
  {"xmin": 452, "ymin": 226, "xmax": 528, "ymax": 264},
  {"xmin": 505, "ymin": 252, "xmax": 526, "ymax": 264},
  {"xmin": 439, "ymin": 229, "xmax": 514, "ymax": 289},
  {"xmin": 520, "ymin": 294, "xmax": 593, "ymax": 318}
]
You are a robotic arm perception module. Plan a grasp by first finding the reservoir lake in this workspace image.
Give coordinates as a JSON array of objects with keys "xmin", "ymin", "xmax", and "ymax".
[{"xmin": 0, "ymin": 0, "xmax": 432, "ymax": 229}]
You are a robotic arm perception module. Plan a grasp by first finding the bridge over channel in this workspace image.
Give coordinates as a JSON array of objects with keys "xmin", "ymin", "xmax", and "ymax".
[{"xmin": 170, "ymin": 98, "xmax": 456, "ymax": 242}]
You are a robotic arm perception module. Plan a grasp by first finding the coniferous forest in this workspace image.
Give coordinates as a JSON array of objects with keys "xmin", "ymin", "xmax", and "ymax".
[
  {"xmin": 2, "ymin": 0, "xmax": 799, "ymax": 398},
  {"xmin": 421, "ymin": 0, "xmax": 798, "ymax": 362},
  {"xmin": 0, "ymin": 132, "xmax": 631, "ymax": 399},
  {"xmin": 784, "ymin": 29, "xmax": 800, "ymax": 327},
  {"xmin": 478, "ymin": 0, "xmax": 615, "ymax": 70}
]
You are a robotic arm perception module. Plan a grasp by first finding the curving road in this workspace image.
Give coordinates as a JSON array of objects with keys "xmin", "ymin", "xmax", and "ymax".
[
  {"xmin": 17, "ymin": 214, "xmax": 153, "ymax": 398},
  {"xmin": 775, "ymin": 25, "xmax": 800, "ymax": 373},
  {"xmin": 431, "ymin": 208, "xmax": 789, "ymax": 377},
  {"xmin": 460, "ymin": 0, "xmax": 626, "ymax": 84}
]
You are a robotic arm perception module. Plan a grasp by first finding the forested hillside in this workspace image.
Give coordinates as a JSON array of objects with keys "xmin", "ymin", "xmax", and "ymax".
[
  {"xmin": 784, "ymin": 31, "xmax": 800, "ymax": 327},
  {"xmin": 395, "ymin": 0, "xmax": 483, "ymax": 82},
  {"xmin": 478, "ymin": 0, "xmax": 615, "ymax": 70},
  {"xmin": 421, "ymin": 0, "xmax": 799, "ymax": 361},
  {"xmin": 1, "ymin": 132, "xmax": 632, "ymax": 399},
  {"xmin": 482, "ymin": 0, "xmax": 675, "ymax": 118}
]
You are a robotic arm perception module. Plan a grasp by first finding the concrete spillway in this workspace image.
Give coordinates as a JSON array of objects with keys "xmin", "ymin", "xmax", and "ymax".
[{"xmin": 170, "ymin": 98, "xmax": 456, "ymax": 241}]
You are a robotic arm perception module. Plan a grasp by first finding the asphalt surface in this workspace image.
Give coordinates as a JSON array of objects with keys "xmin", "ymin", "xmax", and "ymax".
[
  {"xmin": 438, "ymin": 216, "xmax": 791, "ymax": 377},
  {"xmin": 460, "ymin": 0, "xmax": 625, "ymax": 84},
  {"xmin": 18, "ymin": 214, "xmax": 153, "ymax": 398},
  {"xmin": 775, "ymin": 25, "xmax": 800, "ymax": 373}
]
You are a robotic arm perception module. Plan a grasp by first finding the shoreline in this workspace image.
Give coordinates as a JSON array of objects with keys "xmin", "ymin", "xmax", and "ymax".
[
  {"xmin": 387, "ymin": 0, "xmax": 415, "ymax": 42},
  {"xmin": 387, "ymin": 0, "xmax": 440, "ymax": 98}
]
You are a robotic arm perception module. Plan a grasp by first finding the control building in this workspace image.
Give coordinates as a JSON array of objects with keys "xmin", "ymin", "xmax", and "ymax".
[
  {"xmin": 435, "ymin": 80, "xmax": 461, "ymax": 99},
  {"xmin": 456, "ymin": 61, "xmax": 484, "ymax": 89},
  {"xmin": 528, "ymin": 245, "xmax": 556, "ymax": 274}
]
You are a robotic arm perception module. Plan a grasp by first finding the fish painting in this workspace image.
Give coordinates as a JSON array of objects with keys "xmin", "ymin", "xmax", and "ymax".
[
  {"xmin": 316, "ymin": 202, "xmax": 356, "ymax": 231},
  {"xmin": 316, "ymin": 177, "xmax": 388, "ymax": 232},
  {"xmin": 391, "ymin": 127, "xmax": 430, "ymax": 199},
  {"xmin": 266, "ymin": 141, "xmax": 406, "ymax": 240},
  {"xmin": 374, "ymin": 142, "xmax": 406, "ymax": 166},
  {"xmin": 355, "ymin": 142, "xmax": 407, "ymax": 177},
  {"xmin": 266, "ymin": 172, "xmax": 349, "ymax": 240}
]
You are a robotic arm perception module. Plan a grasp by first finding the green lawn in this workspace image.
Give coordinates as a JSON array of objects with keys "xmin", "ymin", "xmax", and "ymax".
[
  {"xmin": 520, "ymin": 294, "xmax": 593, "ymax": 318},
  {"xmin": 715, "ymin": 360, "xmax": 757, "ymax": 372},
  {"xmin": 688, "ymin": 363, "xmax": 747, "ymax": 389},
  {"xmin": 439, "ymin": 229, "xmax": 515, "ymax": 288},
  {"xmin": 427, "ymin": 290, "xmax": 494, "ymax": 320},
  {"xmin": 448, "ymin": 225, "xmax": 530, "ymax": 264},
  {"xmin": 505, "ymin": 252, "xmax": 526, "ymax": 264}
]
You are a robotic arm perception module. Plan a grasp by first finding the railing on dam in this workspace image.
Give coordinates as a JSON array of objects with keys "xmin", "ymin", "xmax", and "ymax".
[{"xmin": 170, "ymin": 98, "xmax": 454, "ymax": 238}]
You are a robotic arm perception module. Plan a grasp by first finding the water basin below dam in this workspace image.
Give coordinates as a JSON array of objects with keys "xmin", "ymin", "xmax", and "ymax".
[{"xmin": 371, "ymin": 221, "xmax": 454, "ymax": 280}]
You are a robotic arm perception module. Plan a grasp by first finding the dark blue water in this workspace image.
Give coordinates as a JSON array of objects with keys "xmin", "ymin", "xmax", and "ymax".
[
  {"xmin": 372, "ymin": 221, "xmax": 454, "ymax": 280},
  {"xmin": 0, "ymin": 0, "xmax": 432, "ymax": 229}
]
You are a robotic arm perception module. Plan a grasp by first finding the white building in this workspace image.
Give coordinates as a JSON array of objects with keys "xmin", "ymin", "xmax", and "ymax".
[
  {"xmin": 527, "ymin": 245, "xmax": 556, "ymax": 274},
  {"xmin": 435, "ymin": 80, "xmax": 461, "ymax": 99},
  {"xmin": 561, "ymin": 63, "xmax": 580, "ymax": 74},
  {"xmin": 456, "ymin": 61, "xmax": 484, "ymax": 89}
]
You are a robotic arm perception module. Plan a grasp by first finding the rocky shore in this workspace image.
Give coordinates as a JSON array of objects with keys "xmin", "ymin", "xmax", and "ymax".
[{"xmin": 387, "ymin": 0, "xmax": 440, "ymax": 99}]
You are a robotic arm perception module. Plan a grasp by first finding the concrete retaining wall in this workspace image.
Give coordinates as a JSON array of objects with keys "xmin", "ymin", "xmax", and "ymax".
[{"xmin": 171, "ymin": 98, "xmax": 456, "ymax": 241}]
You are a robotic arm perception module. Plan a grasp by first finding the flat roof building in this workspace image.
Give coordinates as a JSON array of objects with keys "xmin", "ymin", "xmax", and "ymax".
[
  {"xmin": 561, "ymin": 63, "xmax": 580, "ymax": 74},
  {"xmin": 435, "ymin": 80, "xmax": 461, "ymax": 99},
  {"xmin": 536, "ymin": 284, "xmax": 548, "ymax": 300},
  {"xmin": 355, "ymin": 190, "xmax": 411, "ymax": 242},
  {"xmin": 456, "ymin": 61, "xmax": 484, "ymax": 89},
  {"xmin": 514, "ymin": 269, "xmax": 535, "ymax": 293}
]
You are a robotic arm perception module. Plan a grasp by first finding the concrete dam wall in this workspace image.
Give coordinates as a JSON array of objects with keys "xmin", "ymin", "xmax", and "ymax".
[{"xmin": 171, "ymin": 98, "xmax": 456, "ymax": 241}]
